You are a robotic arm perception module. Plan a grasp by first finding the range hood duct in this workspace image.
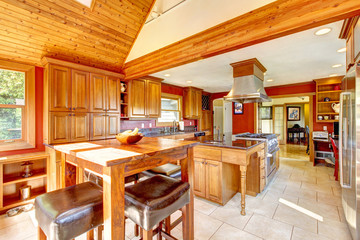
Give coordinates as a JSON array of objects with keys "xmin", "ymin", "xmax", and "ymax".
[{"xmin": 224, "ymin": 58, "xmax": 271, "ymax": 103}]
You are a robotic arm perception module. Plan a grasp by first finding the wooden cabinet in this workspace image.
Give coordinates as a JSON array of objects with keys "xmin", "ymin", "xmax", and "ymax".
[
  {"xmin": 340, "ymin": 17, "xmax": 359, "ymax": 70},
  {"xmin": 129, "ymin": 77, "xmax": 162, "ymax": 118},
  {"xmin": 346, "ymin": 30, "xmax": 354, "ymax": 70},
  {"xmin": 354, "ymin": 19, "xmax": 360, "ymax": 63},
  {"xmin": 205, "ymin": 160, "xmax": 222, "ymax": 203},
  {"xmin": 49, "ymin": 112, "xmax": 89, "ymax": 144},
  {"xmin": 184, "ymin": 87, "xmax": 202, "ymax": 119},
  {"xmin": 43, "ymin": 57, "xmax": 124, "ymax": 144},
  {"xmin": 193, "ymin": 158, "xmax": 206, "ymax": 198},
  {"xmin": 201, "ymin": 110, "xmax": 212, "ymax": 131},
  {"xmin": 49, "ymin": 65, "xmax": 71, "ymax": 111},
  {"xmin": 71, "ymin": 70, "xmax": 90, "ymax": 112},
  {"xmin": 90, "ymin": 113, "xmax": 120, "ymax": 140}
]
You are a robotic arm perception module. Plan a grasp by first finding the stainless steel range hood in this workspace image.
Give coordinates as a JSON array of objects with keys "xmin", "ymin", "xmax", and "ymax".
[{"xmin": 224, "ymin": 58, "xmax": 271, "ymax": 103}]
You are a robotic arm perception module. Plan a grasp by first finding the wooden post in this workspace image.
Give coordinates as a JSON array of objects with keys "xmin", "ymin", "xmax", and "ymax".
[
  {"xmin": 102, "ymin": 164, "xmax": 125, "ymax": 240},
  {"xmin": 38, "ymin": 226, "xmax": 47, "ymax": 240},
  {"xmin": 181, "ymin": 147, "xmax": 194, "ymax": 240},
  {"xmin": 60, "ymin": 152, "xmax": 66, "ymax": 188},
  {"xmin": 240, "ymin": 166, "xmax": 247, "ymax": 215}
]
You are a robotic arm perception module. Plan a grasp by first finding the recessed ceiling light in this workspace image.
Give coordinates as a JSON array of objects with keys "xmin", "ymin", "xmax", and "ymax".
[
  {"xmin": 329, "ymin": 74, "xmax": 338, "ymax": 77},
  {"xmin": 337, "ymin": 47, "xmax": 346, "ymax": 53},
  {"xmin": 267, "ymin": 79, "xmax": 274, "ymax": 82},
  {"xmin": 164, "ymin": 74, "xmax": 171, "ymax": 77},
  {"xmin": 264, "ymin": 72, "xmax": 267, "ymax": 76},
  {"xmin": 315, "ymin": 27, "xmax": 332, "ymax": 36},
  {"xmin": 186, "ymin": 80, "xmax": 192, "ymax": 84},
  {"xmin": 332, "ymin": 64, "xmax": 342, "ymax": 68}
]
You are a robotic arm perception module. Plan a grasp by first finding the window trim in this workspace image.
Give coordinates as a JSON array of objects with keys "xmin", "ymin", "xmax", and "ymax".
[
  {"xmin": 0, "ymin": 60, "xmax": 36, "ymax": 151},
  {"xmin": 156, "ymin": 93, "xmax": 183, "ymax": 126}
]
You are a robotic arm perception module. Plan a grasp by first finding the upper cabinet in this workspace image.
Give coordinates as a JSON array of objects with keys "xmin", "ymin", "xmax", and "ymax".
[
  {"xmin": 129, "ymin": 77, "xmax": 162, "ymax": 118},
  {"xmin": 42, "ymin": 57, "xmax": 124, "ymax": 144},
  {"xmin": 184, "ymin": 87, "xmax": 202, "ymax": 119},
  {"xmin": 49, "ymin": 65, "xmax": 71, "ymax": 111},
  {"xmin": 340, "ymin": 17, "xmax": 360, "ymax": 70}
]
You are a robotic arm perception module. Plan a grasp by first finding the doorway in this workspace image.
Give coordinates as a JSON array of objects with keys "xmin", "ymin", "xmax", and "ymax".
[
  {"xmin": 260, "ymin": 96, "xmax": 312, "ymax": 161},
  {"xmin": 213, "ymin": 99, "xmax": 232, "ymax": 136}
]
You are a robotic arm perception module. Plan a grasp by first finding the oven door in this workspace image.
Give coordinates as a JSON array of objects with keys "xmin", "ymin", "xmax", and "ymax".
[{"xmin": 267, "ymin": 147, "xmax": 280, "ymax": 182}]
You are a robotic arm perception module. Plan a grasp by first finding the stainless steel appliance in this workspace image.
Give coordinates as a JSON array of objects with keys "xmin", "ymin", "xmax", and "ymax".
[
  {"xmin": 235, "ymin": 133, "xmax": 279, "ymax": 183},
  {"xmin": 312, "ymin": 131, "xmax": 329, "ymax": 141},
  {"xmin": 339, "ymin": 63, "xmax": 360, "ymax": 240}
]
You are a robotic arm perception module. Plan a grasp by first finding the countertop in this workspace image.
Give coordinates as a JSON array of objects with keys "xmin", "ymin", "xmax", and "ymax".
[
  {"xmin": 184, "ymin": 134, "xmax": 264, "ymax": 150},
  {"xmin": 143, "ymin": 131, "xmax": 195, "ymax": 137},
  {"xmin": 49, "ymin": 137, "xmax": 198, "ymax": 167}
]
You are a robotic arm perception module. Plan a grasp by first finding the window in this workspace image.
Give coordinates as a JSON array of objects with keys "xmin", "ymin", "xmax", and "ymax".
[
  {"xmin": 0, "ymin": 69, "xmax": 25, "ymax": 141},
  {"xmin": 157, "ymin": 93, "xmax": 182, "ymax": 124},
  {"xmin": 0, "ymin": 60, "xmax": 35, "ymax": 151}
]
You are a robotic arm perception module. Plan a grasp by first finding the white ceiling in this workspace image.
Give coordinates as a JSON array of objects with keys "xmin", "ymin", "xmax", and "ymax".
[
  {"xmin": 126, "ymin": 0, "xmax": 275, "ymax": 62},
  {"xmin": 150, "ymin": 21, "xmax": 346, "ymax": 93}
]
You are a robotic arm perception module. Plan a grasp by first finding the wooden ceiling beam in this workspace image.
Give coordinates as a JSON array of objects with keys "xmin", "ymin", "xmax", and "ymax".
[{"xmin": 124, "ymin": 0, "xmax": 360, "ymax": 80}]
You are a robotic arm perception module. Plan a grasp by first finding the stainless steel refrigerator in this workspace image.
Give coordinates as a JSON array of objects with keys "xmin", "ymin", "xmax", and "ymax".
[{"xmin": 339, "ymin": 62, "xmax": 360, "ymax": 240}]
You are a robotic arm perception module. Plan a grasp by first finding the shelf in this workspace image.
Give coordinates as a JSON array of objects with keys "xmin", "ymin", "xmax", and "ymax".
[
  {"xmin": 3, "ymin": 171, "xmax": 47, "ymax": 186},
  {"xmin": 3, "ymin": 188, "xmax": 46, "ymax": 209},
  {"xmin": 317, "ymin": 90, "xmax": 342, "ymax": 94},
  {"xmin": 317, "ymin": 112, "xmax": 339, "ymax": 115},
  {"xmin": 318, "ymin": 101, "xmax": 340, "ymax": 104},
  {"xmin": 317, "ymin": 120, "xmax": 339, "ymax": 123}
]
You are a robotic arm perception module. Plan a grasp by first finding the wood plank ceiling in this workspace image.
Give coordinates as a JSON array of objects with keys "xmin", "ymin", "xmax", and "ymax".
[{"xmin": 0, "ymin": 0, "xmax": 154, "ymax": 72}]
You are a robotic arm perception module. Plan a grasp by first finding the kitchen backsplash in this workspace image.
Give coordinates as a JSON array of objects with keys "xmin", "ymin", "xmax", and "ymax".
[{"xmin": 120, "ymin": 119, "xmax": 197, "ymax": 131}]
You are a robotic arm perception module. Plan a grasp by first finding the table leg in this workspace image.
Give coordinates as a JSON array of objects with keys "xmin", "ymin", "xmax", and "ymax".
[
  {"xmin": 240, "ymin": 166, "xmax": 247, "ymax": 216},
  {"xmin": 181, "ymin": 147, "xmax": 194, "ymax": 240},
  {"xmin": 103, "ymin": 164, "xmax": 126, "ymax": 240},
  {"xmin": 60, "ymin": 153, "xmax": 66, "ymax": 188}
]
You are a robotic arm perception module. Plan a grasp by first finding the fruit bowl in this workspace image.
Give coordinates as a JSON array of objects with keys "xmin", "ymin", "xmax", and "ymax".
[{"xmin": 115, "ymin": 128, "xmax": 143, "ymax": 144}]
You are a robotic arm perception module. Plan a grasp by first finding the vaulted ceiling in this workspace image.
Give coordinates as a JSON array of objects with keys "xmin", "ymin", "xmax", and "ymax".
[{"xmin": 0, "ymin": 0, "xmax": 154, "ymax": 72}]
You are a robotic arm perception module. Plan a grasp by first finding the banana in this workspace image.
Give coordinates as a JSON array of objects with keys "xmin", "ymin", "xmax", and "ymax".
[
  {"xmin": 131, "ymin": 128, "xmax": 139, "ymax": 136},
  {"xmin": 118, "ymin": 130, "xmax": 132, "ymax": 136}
]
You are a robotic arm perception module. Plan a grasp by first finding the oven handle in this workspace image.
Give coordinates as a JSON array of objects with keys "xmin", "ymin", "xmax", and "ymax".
[{"xmin": 267, "ymin": 147, "xmax": 280, "ymax": 157}]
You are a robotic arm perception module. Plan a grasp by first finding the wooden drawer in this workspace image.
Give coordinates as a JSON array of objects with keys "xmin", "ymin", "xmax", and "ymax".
[
  {"xmin": 194, "ymin": 146, "xmax": 221, "ymax": 161},
  {"xmin": 222, "ymin": 149, "xmax": 246, "ymax": 165}
]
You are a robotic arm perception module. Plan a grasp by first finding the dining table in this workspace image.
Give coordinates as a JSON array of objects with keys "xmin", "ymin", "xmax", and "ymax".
[{"xmin": 46, "ymin": 137, "xmax": 198, "ymax": 240}]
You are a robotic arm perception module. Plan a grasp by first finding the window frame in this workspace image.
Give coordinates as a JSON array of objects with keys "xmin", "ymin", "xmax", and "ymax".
[
  {"xmin": 0, "ymin": 60, "xmax": 36, "ymax": 151},
  {"xmin": 156, "ymin": 93, "xmax": 183, "ymax": 126}
]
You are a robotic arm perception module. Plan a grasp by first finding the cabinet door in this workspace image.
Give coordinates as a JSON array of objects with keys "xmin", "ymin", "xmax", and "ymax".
[
  {"xmin": 49, "ymin": 112, "xmax": 71, "ymax": 144},
  {"xmin": 49, "ymin": 65, "xmax": 71, "ymax": 111},
  {"xmin": 90, "ymin": 113, "xmax": 106, "ymax": 140},
  {"xmin": 130, "ymin": 79, "xmax": 146, "ymax": 117},
  {"xmin": 193, "ymin": 158, "xmax": 206, "ymax": 198},
  {"xmin": 71, "ymin": 70, "xmax": 90, "ymax": 112},
  {"xmin": 194, "ymin": 90, "xmax": 202, "ymax": 118},
  {"xmin": 146, "ymin": 80, "xmax": 161, "ymax": 118},
  {"xmin": 183, "ymin": 89, "xmax": 192, "ymax": 118},
  {"xmin": 71, "ymin": 113, "xmax": 89, "ymax": 142},
  {"xmin": 346, "ymin": 30, "xmax": 354, "ymax": 70},
  {"xmin": 106, "ymin": 77, "xmax": 120, "ymax": 113},
  {"xmin": 106, "ymin": 114, "xmax": 120, "ymax": 139},
  {"xmin": 90, "ymin": 74, "xmax": 106, "ymax": 112},
  {"xmin": 206, "ymin": 160, "xmax": 222, "ymax": 203}
]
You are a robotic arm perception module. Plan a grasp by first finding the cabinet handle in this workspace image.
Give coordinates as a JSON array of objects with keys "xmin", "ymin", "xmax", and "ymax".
[
  {"xmin": 73, "ymin": 114, "xmax": 75, "ymax": 116},
  {"xmin": 69, "ymin": 107, "xmax": 71, "ymax": 110},
  {"xmin": 68, "ymin": 114, "xmax": 71, "ymax": 116},
  {"xmin": 73, "ymin": 108, "xmax": 75, "ymax": 110}
]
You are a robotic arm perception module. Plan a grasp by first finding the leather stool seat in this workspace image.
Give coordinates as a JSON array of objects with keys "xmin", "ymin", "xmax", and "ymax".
[
  {"xmin": 125, "ymin": 175, "xmax": 189, "ymax": 231},
  {"xmin": 35, "ymin": 182, "xmax": 103, "ymax": 240},
  {"xmin": 142, "ymin": 163, "xmax": 181, "ymax": 179}
]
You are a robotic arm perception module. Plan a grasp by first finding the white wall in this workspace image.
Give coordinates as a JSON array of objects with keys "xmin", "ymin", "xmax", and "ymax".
[{"xmin": 126, "ymin": 0, "xmax": 275, "ymax": 62}]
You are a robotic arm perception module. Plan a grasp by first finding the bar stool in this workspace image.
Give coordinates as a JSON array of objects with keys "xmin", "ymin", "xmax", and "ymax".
[
  {"xmin": 35, "ymin": 181, "xmax": 103, "ymax": 240},
  {"xmin": 125, "ymin": 175, "xmax": 190, "ymax": 240}
]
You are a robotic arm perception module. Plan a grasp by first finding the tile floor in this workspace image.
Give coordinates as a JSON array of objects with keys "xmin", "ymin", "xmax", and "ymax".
[
  {"xmin": 0, "ymin": 158, "xmax": 351, "ymax": 240},
  {"xmin": 279, "ymin": 144, "xmax": 310, "ymax": 161}
]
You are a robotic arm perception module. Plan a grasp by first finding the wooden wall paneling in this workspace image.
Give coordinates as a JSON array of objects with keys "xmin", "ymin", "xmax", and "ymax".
[
  {"xmin": 71, "ymin": 69, "xmax": 90, "ymax": 112},
  {"xmin": 49, "ymin": 112, "xmax": 71, "ymax": 144},
  {"xmin": 90, "ymin": 74, "xmax": 106, "ymax": 113},
  {"xmin": 71, "ymin": 113, "xmax": 90, "ymax": 142},
  {"xmin": 124, "ymin": 0, "xmax": 360, "ymax": 79},
  {"xmin": 106, "ymin": 77, "xmax": 120, "ymax": 113},
  {"xmin": 90, "ymin": 113, "xmax": 106, "ymax": 140},
  {"xmin": 49, "ymin": 65, "xmax": 71, "ymax": 112},
  {"xmin": 146, "ymin": 80, "xmax": 161, "ymax": 118}
]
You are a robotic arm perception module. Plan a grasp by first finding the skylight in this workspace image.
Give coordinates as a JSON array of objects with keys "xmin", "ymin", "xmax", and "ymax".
[{"xmin": 75, "ymin": 0, "xmax": 93, "ymax": 8}]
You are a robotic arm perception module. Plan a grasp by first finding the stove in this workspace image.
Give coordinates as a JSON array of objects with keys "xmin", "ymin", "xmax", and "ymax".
[{"xmin": 235, "ymin": 132, "xmax": 279, "ymax": 183}]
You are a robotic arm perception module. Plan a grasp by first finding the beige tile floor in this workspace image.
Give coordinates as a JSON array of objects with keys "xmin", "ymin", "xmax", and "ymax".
[
  {"xmin": 280, "ymin": 144, "xmax": 310, "ymax": 161},
  {"xmin": 0, "ymin": 158, "xmax": 351, "ymax": 240}
]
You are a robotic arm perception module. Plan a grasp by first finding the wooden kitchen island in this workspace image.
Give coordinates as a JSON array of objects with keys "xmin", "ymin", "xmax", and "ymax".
[{"xmin": 45, "ymin": 137, "xmax": 197, "ymax": 240}]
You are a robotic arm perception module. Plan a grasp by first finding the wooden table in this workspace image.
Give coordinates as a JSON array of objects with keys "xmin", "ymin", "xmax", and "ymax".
[
  {"xmin": 287, "ymin": 127, "xmax": 306, "ymax": 143},
  {"xmin": 47, "ymin": 138, "xmax": 198, "ymax": 240}
]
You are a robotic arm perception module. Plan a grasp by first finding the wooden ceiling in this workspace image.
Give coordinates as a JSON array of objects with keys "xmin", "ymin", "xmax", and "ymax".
[{"xmin": 0, "ymin": 0, "xmax": 154, "ymax": 72}]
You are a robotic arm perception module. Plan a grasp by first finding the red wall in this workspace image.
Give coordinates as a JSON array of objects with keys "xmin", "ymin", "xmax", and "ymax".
[
  {"xmin": 265, "ymin": 82, "xmax": 316, "ymax": 96},
  {"xmin": 0, "ymin": 67, "xmax": 45, "ymax": 157}
]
